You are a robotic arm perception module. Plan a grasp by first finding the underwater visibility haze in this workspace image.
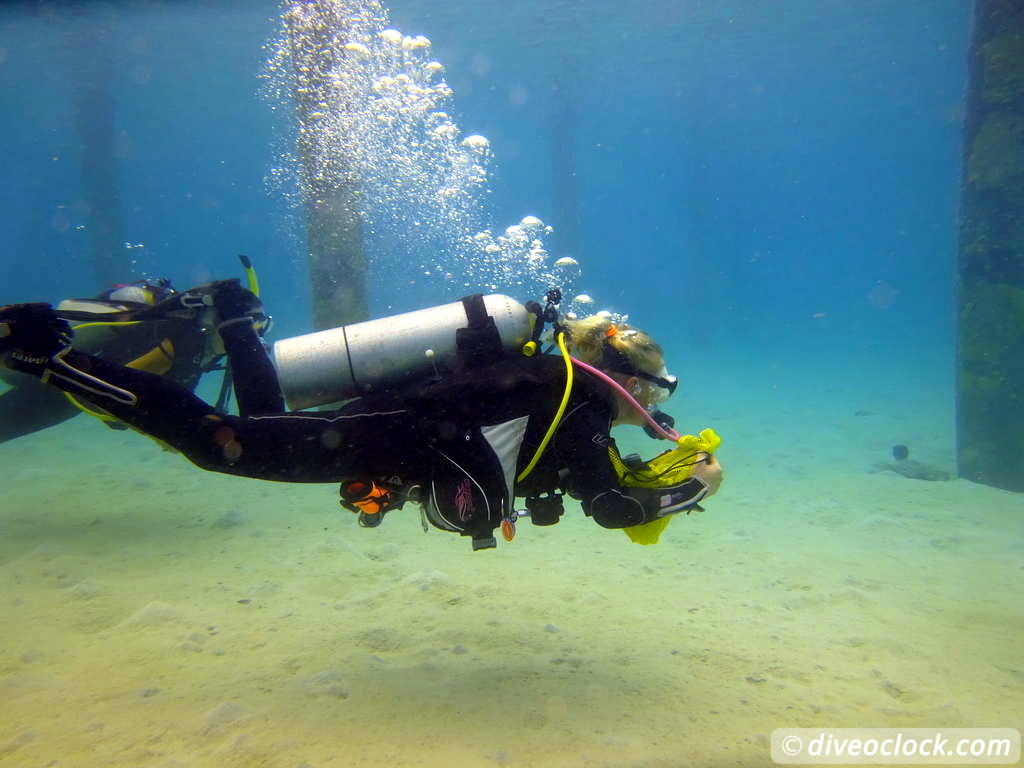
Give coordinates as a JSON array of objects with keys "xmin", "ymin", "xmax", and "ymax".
[{"xmin": 0, "ymin": 0, "xmax": 1021, "ymax": 766}]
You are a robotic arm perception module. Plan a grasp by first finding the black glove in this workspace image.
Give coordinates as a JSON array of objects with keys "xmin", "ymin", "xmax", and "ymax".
[
  {"xmin": 0, "ymin": 303, "xmax": 73, "ymax": 375},
  {"xmin": 211, "ymin": 280, "xmax": 263, "ymax": 325}
]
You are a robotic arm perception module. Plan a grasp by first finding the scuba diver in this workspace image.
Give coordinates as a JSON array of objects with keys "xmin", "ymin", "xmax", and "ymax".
[
  {"xmin": 0, "ymin": 281, "xmax": 722, "ymax": 550},
  {"xmin": 0, "ymin": 257, "xmax": 269, "ymax": 444},
  {"xmin": 0, "ymin": 278, "xmax": 204, "ymax": 442}
]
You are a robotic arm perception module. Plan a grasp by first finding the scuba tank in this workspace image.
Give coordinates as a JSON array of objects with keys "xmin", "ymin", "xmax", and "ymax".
[{"xmin": 272, "ymin": 294, "xmax": 534, "ymax": 410}]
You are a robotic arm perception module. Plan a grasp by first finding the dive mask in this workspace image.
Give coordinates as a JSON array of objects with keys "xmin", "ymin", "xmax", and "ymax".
[
  {"xmin": 601, "ymin": 341, "xmax": 678, "ymax": 406},
  {"xmin": 633, "ymin": 365, "xmax": 677, "ymax": 404}
]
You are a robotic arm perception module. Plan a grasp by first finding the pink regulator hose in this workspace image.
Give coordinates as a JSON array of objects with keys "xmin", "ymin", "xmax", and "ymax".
[{"xmin": 568, "ymin": 356, "xmax": 681, "ymax": 442}]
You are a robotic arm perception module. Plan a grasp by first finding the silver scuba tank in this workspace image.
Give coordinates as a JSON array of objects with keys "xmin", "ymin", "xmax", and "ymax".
[{"xmin": 272, "ymin": 294, "xmax": 533, "ymax": 410}]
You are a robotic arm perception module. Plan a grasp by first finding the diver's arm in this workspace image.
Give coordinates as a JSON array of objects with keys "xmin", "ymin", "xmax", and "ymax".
[
  {"xmin": 559, "ymin": 403, "xmax": 710, "ymax": 528},
  {"xmin": 590, "ymin": 477, "xmax": 710, "ymax": 527},
  {"xmin": 554, "ymin": 402, "xmax": 645, "ymax": 527},
  {"xmin": 585, "ymin": 474, "xmax": 710, "ymax": 528}
]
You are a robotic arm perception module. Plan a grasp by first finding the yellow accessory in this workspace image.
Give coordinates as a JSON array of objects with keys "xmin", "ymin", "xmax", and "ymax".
[
  {"xmin": 125, "ymin": 338, "xmax": 174, "ymax": 375},
  {"xmin": 69, "ymin": 319, "xmax": 141, "ymax": 332},
  {"xmin": 516, "ymin": 330, "xmax": 574, "ymax": 482},
  {"xmin": 240, "ymin": 254, "xmax": 260, "ymax": 297},
  {"xmin": 611, "ymin": 428, "xmax": 722, "ymax": 546}
]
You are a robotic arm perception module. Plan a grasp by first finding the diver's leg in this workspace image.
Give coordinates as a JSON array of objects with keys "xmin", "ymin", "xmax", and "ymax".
[
  {"xmin": 217, "ymin": 318, "xmax": 284, "ymax": 417},
  {"xmin": 0, "ymin": 303, "xmax": 408, "ymax": 483},
  {"xmin": 36, "ymin": 349, "xmax": 417, "ymax": 483},
  {"xmin": 4, "ymin": 342, "xmax": 378, "ymax": 482}
]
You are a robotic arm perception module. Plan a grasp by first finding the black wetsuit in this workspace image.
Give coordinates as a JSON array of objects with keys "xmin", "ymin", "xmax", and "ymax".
[
  {"xmin": 0, "ymin": 312, "xmax": 207, "ymax": 443},
  {"xmin": 25, "ymin": 317, "xmax": 708, "ymax": 544}
]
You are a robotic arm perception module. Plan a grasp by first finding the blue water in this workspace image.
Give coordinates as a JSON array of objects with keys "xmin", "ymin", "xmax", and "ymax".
[
  {"xmin": 4, "ymin": 3, "xmax": 1017, "ymax": 767},
  {"xmin": 0, "ymin": 0, "xmax": 968, "ymax": 349}
]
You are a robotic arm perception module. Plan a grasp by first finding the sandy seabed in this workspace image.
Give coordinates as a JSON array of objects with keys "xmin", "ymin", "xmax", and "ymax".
[{"xmin": 1, "ymin": 364, "xmax": 1021, "ymax": 768}]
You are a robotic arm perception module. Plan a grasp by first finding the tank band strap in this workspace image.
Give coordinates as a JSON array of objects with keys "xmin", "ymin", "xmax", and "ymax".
[{"xmin": 455, "ymin": 294, "xmax": 503, "ymax": 368}]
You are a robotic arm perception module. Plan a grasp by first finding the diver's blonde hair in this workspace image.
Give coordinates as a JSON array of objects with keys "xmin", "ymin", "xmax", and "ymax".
[{"xmin": 561, "ymin": 315, "xmax": 664, "ymax": 375}]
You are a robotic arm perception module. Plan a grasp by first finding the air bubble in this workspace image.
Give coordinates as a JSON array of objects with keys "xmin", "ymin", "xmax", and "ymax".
[
  {"xmin": 268, "ymin": 4, "xmax": 585, "ymax": 305},
  {"xmin": 462, "ymin": 135, "xmax": 490, "ymax": 152}
]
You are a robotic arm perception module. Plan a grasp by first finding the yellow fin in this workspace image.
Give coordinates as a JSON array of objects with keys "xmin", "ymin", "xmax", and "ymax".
[{"xmin": 126, "ymin": 338, "xmax": 174, "ymax": 375}]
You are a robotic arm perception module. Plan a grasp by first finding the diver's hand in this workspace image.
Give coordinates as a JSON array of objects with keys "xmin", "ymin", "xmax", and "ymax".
[
  {"xmin": 210, "ymin": 280, "xmax": 261, "ymax": 323},
  {"xmin": 0, "ymin": 303, "xmax": 72, "ymax": 374},
  {"xmin": 691, "ymin": 453, "xmax": 723, "ymax": 498},
  {"xmin": 212, "ymin": 281, "xmax": 271, "ymax": 339}
]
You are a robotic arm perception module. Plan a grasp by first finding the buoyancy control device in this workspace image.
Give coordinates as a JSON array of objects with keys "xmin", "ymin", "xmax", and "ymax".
[{"xmin": 280, "ymin": 291, "xmax": 556, "ymax": 551}]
